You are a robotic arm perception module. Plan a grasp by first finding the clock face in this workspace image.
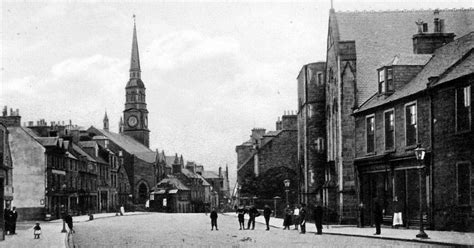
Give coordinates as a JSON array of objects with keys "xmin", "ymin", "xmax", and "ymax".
[{"xmin": 128, "ymin": 116, "xmax": 138, "ymax": 127}]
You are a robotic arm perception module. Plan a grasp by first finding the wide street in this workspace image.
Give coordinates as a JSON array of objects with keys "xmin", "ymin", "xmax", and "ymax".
[{"xmin": 71, "ymin": 213, "xmax": 446, "ymax": 247}]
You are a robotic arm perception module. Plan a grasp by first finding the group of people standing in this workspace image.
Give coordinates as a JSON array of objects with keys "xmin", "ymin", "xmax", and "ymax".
[
  {"xmin": 284, "ymin": 203, "xmax": 323, "ymax": 235},
  {"xmin": 4, "ymin": 206, "xmax": 18, "ymax": 235},
  {"xmin": 236, "ymin": 204, "xmax": 273, "ymax": 231}
]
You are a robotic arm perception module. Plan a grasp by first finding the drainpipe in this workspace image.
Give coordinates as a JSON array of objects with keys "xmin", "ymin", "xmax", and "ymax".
[{"xmin": 428, "ymin": 86, "xmax": 435, "ymax": 229}]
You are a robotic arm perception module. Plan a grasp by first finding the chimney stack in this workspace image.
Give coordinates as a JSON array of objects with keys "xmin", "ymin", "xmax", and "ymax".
[{"xmin": 412, "ymin": 9, "xmax": 455, "ymax": 54}]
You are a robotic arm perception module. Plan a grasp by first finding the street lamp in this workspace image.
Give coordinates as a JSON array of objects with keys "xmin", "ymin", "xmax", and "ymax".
[
  {"xmin": 284, "ymin": 179, "xmax": 290, "ymax": 205},
  {"xmin": 273, "ymin": 196, "xmax": 281, "ymax": 217},
  {"xmin": 414, "ymin": 144, "xmax": 428, "ymax": 239}
]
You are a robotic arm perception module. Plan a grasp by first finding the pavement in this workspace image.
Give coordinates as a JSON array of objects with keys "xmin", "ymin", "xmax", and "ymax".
[
  {"xmin": 1, "ymin": 212, "xmax": 473, "ymax": 247},
  {"xmin": 231, "ymin": 213, "xmax": 474, "ymax": 247},
  {"xmin": 0, "ymin": 212, "xmax": 145, "ymax": 248}
]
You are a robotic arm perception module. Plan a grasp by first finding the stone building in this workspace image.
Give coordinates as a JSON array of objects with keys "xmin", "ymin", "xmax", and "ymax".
[
  {"xmin": 236, "ymin": 113, "xmax": 298, "ymax": 202},
  {"xmin": 87, "ymin": 19, "xmax": 157, "ymax": 207},
  {"xmin": 201, "ymin": 166, "xmax": 231, "ymax": 209},
  {"xmin": 353, "ymin": 19, "xmax": 473, "ymax": 230},
  {"xmin": 0, "ymin": 108, "xmax": 15, "ymax": 228},
  {"xmin": 297, "ymin": 62, "xmax": 327, "ymax": 206},
  {"xmin": 325, "ymin": 7, "xmax": 473, "ymax": 224},
  {"xmin": 427, "ymin": 32, "xmax": 473, "ymax": 231}
]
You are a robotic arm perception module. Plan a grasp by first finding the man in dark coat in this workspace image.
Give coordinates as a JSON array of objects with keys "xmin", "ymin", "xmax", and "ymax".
[
  {"xmin": 247, "ymin": 205, "xmax": 259, "ymax": 230},
  {"xmin": 263, "ymin": 205, "xmax": 272, "ymax": 231},
  {"xmin": 237, "ymin": 205, "xmax": 246, "ymax": 230},
  {"xmin": 314, "ymin": 203, "xmax": 323, "ymax": 234},
  {"xmin": 9, "ymin": 207, "xmax": 18, "ymax": 235},
  {"xmin": 373, "ymin": 199, "xmax": 383, "ymax": 235},
  {"xmin": 299, "ymin": 203, "xmax": 307, "ymax": 234},
  {"xmin": 210, "ymin": 207, "xmax": 218, "ymax": 231},
  {"xmin": 4, "ymin": 207, "xmax": 10, "ymax": 235}
]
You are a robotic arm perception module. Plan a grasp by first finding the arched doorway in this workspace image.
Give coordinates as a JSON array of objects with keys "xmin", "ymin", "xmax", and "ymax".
[{"xmin": 138, "ymin": 183, "xmax": 148, "ymax": 204}]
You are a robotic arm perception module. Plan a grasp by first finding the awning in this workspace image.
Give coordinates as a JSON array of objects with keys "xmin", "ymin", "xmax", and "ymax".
[
  {"xmin": 168, "ymin": 189, "xmax": 178, "ymax": 194},
  {"xmin": 154, "ymin": 189, "xmax": 166, "ymax": 194}
]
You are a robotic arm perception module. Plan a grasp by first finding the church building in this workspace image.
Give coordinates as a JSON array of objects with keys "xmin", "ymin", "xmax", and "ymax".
[{"xmin": 88, "ymin": 17, "xmax": 159, "ymax": 206}]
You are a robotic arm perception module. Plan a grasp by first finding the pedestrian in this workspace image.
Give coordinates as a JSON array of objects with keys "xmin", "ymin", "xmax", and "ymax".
[
  {"xmin": 237, "ymin": 205, "xmax": 246, "ymax": 230},
  {"xmin": 392, "ymin": 196, "xmax": 403, "ymax": 229},
  {"xmin": 263, "ymin": 205, "xmax": 272, "ymax": 231},
  {"xmin": 283, "ymin": 205, "xmax": 292, "ymax": 230},
  {"xmin": 33, "ymin": 222, "xmax": 41, "ymax": 239},
  {"xmin": 9, "ymin": 207, "xmax": 18, "ymax": 235},
  {"xmin": 314, "ymin": 203, "xmax": 323, "ymax": 235},
  {"xmin": 4, "ymin": 206, "xmax": 11, "ymax": 235},
  {"xmin": 373, "ymin": 198, "xmax": 383, "ymax": 235},
  {"xmin": 247, "ymin": 205, "xmax": 259, "ymax": 230},
  {"xmin": 145, "ymin": 199, "xmax": 150, "ymax": 211},
  {"xmin": 293, "ymin": 204, "xmax": 300, "ymax": 230},
  {"xmin": 64, "ymin": 212, "xmax": 75, "ymax": 233},
  {"xmin": 299, "ymin": 203, "xmax": 307, "ymax": 234},
  {"xmin": 120, "ymin": 205, "xmax": 125, "ymax": 216},
  {"xmin": 210, "ymin": 207, "xmax": 218, "ymax": 231}
]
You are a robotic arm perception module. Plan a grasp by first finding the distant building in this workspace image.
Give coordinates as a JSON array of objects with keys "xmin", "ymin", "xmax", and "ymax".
[
  {"xmin": 236, "ymin": 113, "xmax": 298, "ymax": 202},
  {"xmin": 296, "ymin": 62, "xmax": 327, "ymax": 207},
  {"xmin": 0, "ymin": 108, "xmax": 15, "ymax": 227},
  {"xmin": 201, "ymin": 166, "xmax": 231, "ymax": 209}
]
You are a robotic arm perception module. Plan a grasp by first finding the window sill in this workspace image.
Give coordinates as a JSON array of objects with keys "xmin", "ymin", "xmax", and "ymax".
[
  {"xmin": 366, "ymin": 152, "xmax": 376, "ymax": 156},
  {"xmin": 454, "ymin": 129, "xmax": 472, "ymax": 136},
  {"xmin": 384, "ymin": 149, "xmax": 396, "ymax": 154},
  {"xmin": 405, "ymin": 145, "xmax": 417, "ymax": 151}
]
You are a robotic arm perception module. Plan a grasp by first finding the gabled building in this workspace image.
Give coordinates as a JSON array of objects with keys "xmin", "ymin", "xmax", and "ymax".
[
  {"xmin": 353, "ymin": 15, "xmax": 473, "ymax": 230},
  {"xmin": 325, "ymin": 7, "xmax": 474, "ymax": 224}
]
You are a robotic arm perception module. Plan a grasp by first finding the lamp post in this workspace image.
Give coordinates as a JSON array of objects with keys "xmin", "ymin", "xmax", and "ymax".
[
  {"xmin": 284, "ymin": 179, "xmax": 290, "ymax": 206},
  {"xmin": 61, "ymin": 184, "xmax": 68, "ymax": 233},
  {"xmin": 414, "ymin": 144, "xmax": 428, "ymax": 239},
  {"xmin": 273, "ymin": 196, "xmax": 281, "ymax": 217},
  {"xmin": 237, "ymin": 185, "xmax": 241, "ymax": 206}
]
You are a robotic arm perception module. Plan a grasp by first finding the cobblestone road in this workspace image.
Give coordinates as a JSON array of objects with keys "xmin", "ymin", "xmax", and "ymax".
[{"xmin": 72, "ymin": 213, "xmax": 445, "ymax": 247}]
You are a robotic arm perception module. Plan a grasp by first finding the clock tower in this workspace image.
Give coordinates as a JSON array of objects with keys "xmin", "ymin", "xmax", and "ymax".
[{"xmin": 123, "ymin": 16, "xmax": 150, "ymax": 147}]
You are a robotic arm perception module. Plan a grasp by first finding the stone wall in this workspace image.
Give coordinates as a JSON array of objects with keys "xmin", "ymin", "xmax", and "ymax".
[{"xmin": 431, "ymin": 77, "xmax": 473, "ymax": 231}]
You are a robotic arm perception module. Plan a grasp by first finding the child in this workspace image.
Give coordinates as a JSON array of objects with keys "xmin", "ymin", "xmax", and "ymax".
[{"xmin": 33, "ymin": 222, "xmax": 41, "ymax": 239}]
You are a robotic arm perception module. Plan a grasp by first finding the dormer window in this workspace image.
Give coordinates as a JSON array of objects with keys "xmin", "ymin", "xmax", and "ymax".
[{"xmin": 378, "ymin": 67, "xmax": 394, "ymax": 94}]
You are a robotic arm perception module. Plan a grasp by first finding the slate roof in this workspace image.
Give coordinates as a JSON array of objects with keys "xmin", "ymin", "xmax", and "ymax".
[
  {"xmin": 356, "ymin": 32, "xmax": 474, "ymax": 113},
  {"xmin": 156, "ymin": 176, "xmax": 190, "ymax": 191},
  {"xmin": 89, "ymin": 127, "xmax": 156, "ymax": 163},
  {"xmin": 36, "ymin": 137, "xmax": 59, "ymax": 147},
  {"xmin": 202, "ymin": 171, "xmax": 220, "ymax": 179},
  {"xmin": 71, "ymin": 143, "xmax": 97, "ymax": 162},
  {"xmin": 379, "ymin": 53, "xmax": 432, "ymax": 67},
  {"xmin": 334, "ymin": 8, "xmax": 474, "ymax": 106},
  {"xmin": 134, "ymin": 152, "xmax": 157, "ymax": 164}
]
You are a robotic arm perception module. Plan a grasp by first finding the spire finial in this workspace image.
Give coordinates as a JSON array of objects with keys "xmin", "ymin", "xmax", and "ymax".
[{"xmin": 130, "ymin": 14, "xmax": 141, "ymax": 78}]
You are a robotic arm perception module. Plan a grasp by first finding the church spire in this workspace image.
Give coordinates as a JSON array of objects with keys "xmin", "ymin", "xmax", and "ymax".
[
  {"xmin": 103, "ymin": 111, "xmax": 109, "ymax": 131},
  {"xmin": 130, "ymin": 14, "xmax": 141, "ymax": 79}
]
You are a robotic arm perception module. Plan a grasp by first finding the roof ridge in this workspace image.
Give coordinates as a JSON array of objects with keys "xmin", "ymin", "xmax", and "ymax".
[{"xmin": 336, "ymin": 8, "xmax": 474, "ymax": 14}]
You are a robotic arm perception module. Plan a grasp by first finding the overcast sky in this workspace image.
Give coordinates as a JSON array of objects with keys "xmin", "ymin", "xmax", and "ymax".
[{"xmin": 1, "ymin": 0, "xmax": 472, "ymax": 187}]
